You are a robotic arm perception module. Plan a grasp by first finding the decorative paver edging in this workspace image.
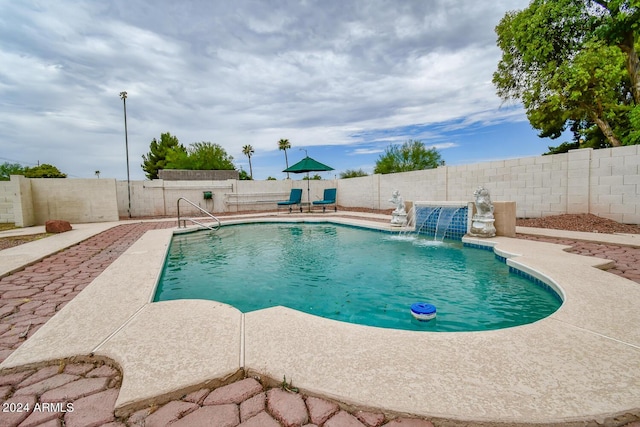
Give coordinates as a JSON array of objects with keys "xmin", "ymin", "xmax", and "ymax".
[
  {"xmin": 1, "ymin": 217, "xmax": 640, "ymax": 426},
  {"xmin": 517, "ymin": 233, "xmax": 640, "ymax": 284},
  {"xmin": 0, "ymin": 360, "xmax": 122, "ymax": 427},
  {"xmin": 0, "ymin": 359, "xmax": 435, "ymax": 427},
  {"xmin": 0, "ymin": 222, "xmax": 177, "ymax": 362}
]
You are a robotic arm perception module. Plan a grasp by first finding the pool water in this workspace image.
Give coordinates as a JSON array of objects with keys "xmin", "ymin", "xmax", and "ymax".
[{"xmin": 154, "ymin": 223, "xmax": 561, "ymax": 332}]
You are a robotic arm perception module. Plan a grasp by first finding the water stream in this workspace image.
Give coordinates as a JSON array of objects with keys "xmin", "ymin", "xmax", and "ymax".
[{"xmin": 434, "ymin": 207, "xmax": 461, "ymax": 241}]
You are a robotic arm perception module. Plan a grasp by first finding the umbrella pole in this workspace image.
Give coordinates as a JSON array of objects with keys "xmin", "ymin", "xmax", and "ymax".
[{"xmin": 307, "ymin": 172, "xmax": 311, "ymax": 212}]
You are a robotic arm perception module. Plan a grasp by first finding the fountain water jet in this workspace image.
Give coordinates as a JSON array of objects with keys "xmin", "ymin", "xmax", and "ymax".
[
  {"xmin": 412, "ymin": 202, "xmax": 473, "ymax": 241},
  {"xmin": 434, "ymin": 207, "xmax": 461, "ymax": 241}
]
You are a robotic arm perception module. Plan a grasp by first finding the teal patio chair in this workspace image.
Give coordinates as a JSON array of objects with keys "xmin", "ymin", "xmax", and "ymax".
[
  {"xmin": 313, "ymin": 188, "xmax": 337, "ymax": 212},
  {"xmin": 277, "ymin": 188, "xmax": 303, "ymax": 213}
]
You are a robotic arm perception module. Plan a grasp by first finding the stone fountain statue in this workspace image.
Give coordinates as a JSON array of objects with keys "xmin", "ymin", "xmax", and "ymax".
[
  {"xmin": 469, "ymin": 186, "xmax": 496, "ymax": 237},
  {"xmin": 389, "ymin": 190, "xmax": 408, "ymax": 227}
]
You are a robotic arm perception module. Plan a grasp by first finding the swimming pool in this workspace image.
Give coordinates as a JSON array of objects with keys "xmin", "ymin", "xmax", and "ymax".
[{"xmin": 154, "ymin": 223, "xmax": 561, "ymax": 331}]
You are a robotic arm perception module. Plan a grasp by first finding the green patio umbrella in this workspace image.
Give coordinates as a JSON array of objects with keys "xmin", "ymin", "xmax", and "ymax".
[{"xmin": 283, "ymin": 156, "xmax": 334, "ymax": 212}]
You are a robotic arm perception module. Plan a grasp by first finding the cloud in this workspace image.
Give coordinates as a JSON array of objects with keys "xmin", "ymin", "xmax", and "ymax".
[
  {"xmin": 348, "ymin": 148, "xmax": 385, "ymax": 156},
  {"xmin": 426, "ymin": 142, "xmax": 458, "ymax": 150},
  {"xmin": 0, "ymin": 0, "xmax": 533, "ymax": 179}
]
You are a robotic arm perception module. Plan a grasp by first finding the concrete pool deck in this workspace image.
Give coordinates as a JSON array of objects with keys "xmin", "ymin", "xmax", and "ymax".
[{"xmin": 1, "ymin": 214, "xmax": 639, "ymax": 426}]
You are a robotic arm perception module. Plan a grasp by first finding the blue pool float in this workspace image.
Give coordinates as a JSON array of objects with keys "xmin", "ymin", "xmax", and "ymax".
[{"xmin": 410, "ymin": 303, "xmax": 436, "ymax": 321}]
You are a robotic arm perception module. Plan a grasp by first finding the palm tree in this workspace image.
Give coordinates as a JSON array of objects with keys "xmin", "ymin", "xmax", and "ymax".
[
  {"xmin": 242, "ymin": 144, "xmax": 254, "ymax": 179},
  {"xmin": 278, "ymin": 138, "xmax": 291, "ymax": 179}
]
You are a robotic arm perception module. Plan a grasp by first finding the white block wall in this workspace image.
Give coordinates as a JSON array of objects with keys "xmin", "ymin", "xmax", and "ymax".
[
  {"xmin": 337, "ymin": 146, "xmax": 640, "ymax": 223},
  {"xmin": 115, "ymin": 179, "xmax": 341, "ymax": 217},
  {"xmin": 26, "ymin": 178, "xmax": 119, "ymax": 224},
  {"xmin": 445, "ymin": 154, "xmax": 570, "ymax": 219},
  {"xmin": 12, "ymin": 175, "xmax": 35, "ymax": 227},
  {"xmin": 335, "ymin": 175, "xmax": 380, "ymax": 209},
  {"xmin": 0, "ymin": 181, "xmax": 14, "ymax": 223},
  {"xmin": 112, "ymin": 146, "xmax": 639, "ymax": 224},
  {"xmin": 4, "ymin": 146, "xmax": 639, "ymax": 226},
  {"xmin": 589, "ymin": 145, "xmax": 640, "ymax": 223}
]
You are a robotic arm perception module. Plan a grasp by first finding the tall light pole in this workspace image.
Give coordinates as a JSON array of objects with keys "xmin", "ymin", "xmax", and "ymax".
[{"xmin": 119, "ymin": 91, "xmax": 131, "ymax": 218}]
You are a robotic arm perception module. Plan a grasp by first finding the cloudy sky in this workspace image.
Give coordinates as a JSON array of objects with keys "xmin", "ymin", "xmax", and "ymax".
[{"xmin": 0, "ymin": 0, "xmax": 563, "ymax": 180}]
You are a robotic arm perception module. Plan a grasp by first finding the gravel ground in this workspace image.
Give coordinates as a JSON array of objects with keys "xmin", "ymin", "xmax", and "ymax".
[
  {"xmin": 517, "ymin": 213, "xmax": 640, "ymax": 234},
  {"xmin": 0, "ymin": 233, "xmax": 50, "ymax": 251}
]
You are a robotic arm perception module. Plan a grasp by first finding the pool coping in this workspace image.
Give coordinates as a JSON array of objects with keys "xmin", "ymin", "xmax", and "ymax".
[{"xmin": 1, "ymin": 216, "xmax": 639, "ymax": 425}]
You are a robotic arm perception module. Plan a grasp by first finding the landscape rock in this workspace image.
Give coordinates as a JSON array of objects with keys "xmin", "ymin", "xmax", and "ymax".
[{"xmin": 45, "ymin": 220, "xmax": 72, "ymax": 233}]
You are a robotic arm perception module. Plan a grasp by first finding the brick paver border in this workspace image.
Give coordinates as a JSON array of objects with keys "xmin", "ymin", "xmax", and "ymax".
[{"xmin": 517, "ymin": 234, "xmax": 640, "ymax": 284}]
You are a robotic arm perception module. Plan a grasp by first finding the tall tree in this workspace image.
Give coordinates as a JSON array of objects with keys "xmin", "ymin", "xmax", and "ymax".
[
  {"xmin": 23, "ymin": 164, "xmax": 66, "ymax": 178},
  {"xmin": 374, "ymin": 140, "xmax": 444, "ymax": 174},
  {"xmin": 238, "ymin": 168, "xmax": 252, "ymax": 180},
  {"xmin": 0, "ymin": 162, "xmax": 25, "ymax": 180},
  {"xmin": 141, "ymin": 132, "xmax": 185, "ymax": 179},
  {"xmin": 187, "ymin": 142, "xmax": 235, "ymax": 170},
  {"xmin": 532, "ymin": 41, "xmax": 629, "ymax": 146},
  {"xmin": 303, "ymin": 174, "xmax": 322, "ymax": 180},
  {"xmin": 493, "ymin": 0, "xmax": 638, "ymax": 148},
  {"xmin": 166, "ymin": 142, "xmax": 235, "ymax": 170},
  {"xmin": 339, "ymin": 169, "xmax": 368, "ymax": 178},
  {"xmin": 278, "ymin": 138, "xmax": 291, "ymax": 178},
  {"xmin": 593, "ymin": 0, "xmax": 640, "ymax": 104},
  {"xmin": 242, "ymin": 145, "xmax": 255, "ymax": 179}
]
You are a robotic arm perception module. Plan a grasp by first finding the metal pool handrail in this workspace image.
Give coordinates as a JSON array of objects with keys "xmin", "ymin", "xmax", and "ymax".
[{"xmin": 177, "ymin": 197, "xmax": 221, "ymax": 231}]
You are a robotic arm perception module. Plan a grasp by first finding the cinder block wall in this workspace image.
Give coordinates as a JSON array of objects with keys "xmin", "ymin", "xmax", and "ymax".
[
  {"xmin": 337, "ymin": 146, "xmax": 639, "ymax": 224},
  {"xmin": 112, "ymin": 146, "xmax": 640, "ymax": 224},
  {"xmin": 29, "ymin": 178, "xmax": 119, "ymax": 224},
  {"xmin": 6, "ymin": 146, "xmax": 638, "ymax": 225},
  {"xmin": 588, "ymin": 145, "xmax": 640, "ymax": 223},
  {"xmin": 0, "ymin": 181, "xmax": 14, "ymax": 223},
  {"xmin": 333, "ymin": 174, "xmax": 379, "ymax": 209},
  {"xmin": 116, "ymin": 178, "xmax": 341, "ymax": 217},
  {"xmin": 10, "ymin": 175, "xmax": 35, "ymax": 227},
  {"xmin": 158, "ymin": 169, "xmax": 239, "ymax": 181},
  {"xmin": 445, "ymin": 154, "xmax": 570, "ymax": 219}
]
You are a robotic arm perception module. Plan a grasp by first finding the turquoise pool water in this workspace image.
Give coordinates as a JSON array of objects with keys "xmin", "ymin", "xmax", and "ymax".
[{"xmin": 154, "ymin": 223, "xmax": 561, "ymax": 332}]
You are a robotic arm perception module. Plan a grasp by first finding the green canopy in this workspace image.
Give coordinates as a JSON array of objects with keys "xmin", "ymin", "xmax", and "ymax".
[
  {"xmin": 283, "ymin": 156, "xmax": 334, "ymax": 173},
  {"xmin": 283, "ymin": 156, "xmax": 334, "ymax": 212}
]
